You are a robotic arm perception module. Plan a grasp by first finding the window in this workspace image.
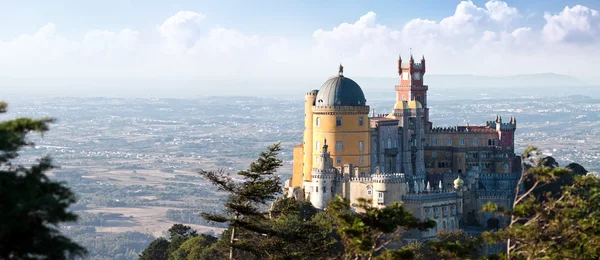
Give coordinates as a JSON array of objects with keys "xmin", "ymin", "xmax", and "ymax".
[
  {"xmin": 359, "ymin": 141, "xmax": 364, "ymax": 152},
  {"xmin": 360, "ymin": 156, "xmax": 364, "ymax": 164},
  {"xmin": 336, "ymin": 116, "xmax": 342, "ymax": 127},
  {"xmin": 336, "ymin": 156, "xmax": 342, "ymax": 164},
  {"xmin": 402, "ymin": 71, "xmax": 408, "ymax": 80},
  {"xmin": 331, "ymin": 186, "xmax": 334, "ymax": 193},
  {"xmin": 432, "ymin": 138, "xmax": 438, "ymax": 145},
  {"xmin": 416, "ymin": 95, "xmax": 421, "ymax": 102},
  {"xmin": 316, "ymin": 141, "xmax": 320, "ymax": 151},
  {"xmin": 474, "ymin": 138, "xmax": 479, "ymax": 145},
  {"xmin": 359, "ymin": 116, "xmax": 364, "ymax": 126},
  {"xmin": 336, "ymin": 141, "xmax": 343, "ymax": 152},
  {"xmin": 315, "ymin": 117, "xmax": 320, "ymax": 127},
  {"xmin": 447, "ymin": 138, "xmax": 452, "ymax": 145},
  {"xmin": 394, "ymin": 139, "xmax": 397, "ymax": 148},
  {"xmin": 504, "ymin": 163, "xmax": 509, "ymax": 170},
  {"xmin": 367, "ymin": 185, "xmax": 372, "ymax": 195},
  {"xmin": 387, "ymin": 138, "xmax": 392, "ymax": 148},
  {"xmin": 460, "ymin": 138, "xmax": 465, "ymax": 145},
  {"xmin": 446, "ymin": 152, "xmax": 451, "ymax": 158},
  {"xmin": 443, "ymin": 221, "xmax": 447, "ymax": 230},
  {"xmin": 377, "ymin": 192, "xmax": 384, "ymax": 204},
  {"xmin": 315, "ymin": 186, "xmax": 318, "ymax": 193},
  {"xmin": 432, "ymin": 152, "xmax": 437, "ymax": 158},
  {"xmin": 402, "ymin": 94, "xmax": 406, "ymax": 101},
  {"xmin": 372, "ymin": 141, "xmax": 377, "ymax": 152}
]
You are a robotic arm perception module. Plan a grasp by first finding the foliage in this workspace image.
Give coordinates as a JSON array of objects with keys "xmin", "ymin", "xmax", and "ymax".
[
  {"xmin": 170, "ymin": 234, "xmax": 218, "ymax": 260},
  {"xmin": 483, "ymin": 146, "xmax": 600, "ymax": 259},
  {"xmin": 199, "ymin": 143, "xmax": 283, "ymax": 259},
  {"xmin": 327, "ymin": 195, "xmax": 435, "ymax": 259},
  {"xmin": 139, "ymin": 238, "xmax": 169, "ymax": 260},
  {"xmin": 395, "ymin": 229, "xmax": 483, "ymax": 260},
  {"xmin": 0, "ymin": 102, "xmax": 86, "ymax": 259}
]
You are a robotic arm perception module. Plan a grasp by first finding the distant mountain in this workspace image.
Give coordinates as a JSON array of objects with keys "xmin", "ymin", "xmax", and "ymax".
[{"xmin": 355, "ymin": 73, "xmax": 588, "ymax": 91}]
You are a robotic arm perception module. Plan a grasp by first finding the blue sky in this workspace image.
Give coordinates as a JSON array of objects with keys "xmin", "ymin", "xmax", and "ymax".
[{"xmin": 1, "ymin": 0, "xmax": 599, "ymax": 81}]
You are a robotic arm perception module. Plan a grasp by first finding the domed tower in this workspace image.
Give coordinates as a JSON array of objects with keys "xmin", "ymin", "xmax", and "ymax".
[{"xmin": 311, "ymin": 65, "xmax": 371, "ymax": 176}]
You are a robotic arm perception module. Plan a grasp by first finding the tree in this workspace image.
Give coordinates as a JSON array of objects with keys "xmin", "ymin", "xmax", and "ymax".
[
  {"xmin": 167, "ymin": 224, "xmax": 199, "ymax": 258},
  {"xmin": 261, "ymin": 197, "xmax": 340, "ymax": 259},
  {"xmin": 566, "ymin": 162, "xmax": 588, "ymax": 176},
  {"xmin": 396, "ymin": 229, "xmax": 483, "ymax": 260},
  {"xmin": 139, "ymin": 238, "xmax": 169, "ymax": 260},
  {"xmin": 170, "ymin": 234, "xmax": 218, "ymax": 260},
  {"xmin": 327, "ymin": 195, "xmax": 435, "ymax": 260},
  {"xmin": 199, "ymin": 143, "xmax": 283, "ymax": 259},
  {"xmin": 483, "ymin": 146, "xmax": 600, "ymax": 259},
  {"xmin": 0, "ymin": 102, "xmax": 86, "ymax": 259}
]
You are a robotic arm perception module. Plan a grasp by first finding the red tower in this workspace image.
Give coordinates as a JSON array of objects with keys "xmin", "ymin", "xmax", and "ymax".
[{"xmin": 396, "ymin": 54, "xmax": 429, "ymax": 121}]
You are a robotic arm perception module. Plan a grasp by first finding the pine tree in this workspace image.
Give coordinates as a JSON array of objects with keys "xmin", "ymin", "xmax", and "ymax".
[
  {"xmin": 0, "ymin": 102, "xmax": 86, "ymax": 259},
  {"xmin": 483, "ymin": 146, "xmax": 600, "ymax": 259},
  {"xmin": 199, "ymin": 143, "xmax": 283, "ymax": 259},
  {"xmin": 327, "ymin": 195, "xmax": 435, "ymax": 260}
]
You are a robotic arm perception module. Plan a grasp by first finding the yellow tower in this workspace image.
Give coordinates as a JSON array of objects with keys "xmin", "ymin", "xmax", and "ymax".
[
  {"xmin": 302, "ymin": 90, "xmax": 318, "ymax": 184},
  {"xmin": 310, "ymin": 64, "xmax": 371, "ymax": 177}
]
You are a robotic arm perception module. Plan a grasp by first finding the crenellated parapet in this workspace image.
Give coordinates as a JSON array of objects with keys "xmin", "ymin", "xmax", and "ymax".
[
  {"xmin": 312, "ymin": 105, "xmax": 370, "ymax": 115},
  {"xmin": 401, "ymin": 191, "xmax": 458, "ymax": 204},
  {"xmin": 430, "ymin": 126, "xmax": 461, "ymax": 133},
  {"xmin": 306, "ymin": 89, "xmax": 319, "ymax": 96},
  {"xmin": 372, "ymin": 173, "xmax": 406, "ymax": 183},
  {"xmin": 311, "ymin": 168, "xmax": 338, "ymax": 180}
]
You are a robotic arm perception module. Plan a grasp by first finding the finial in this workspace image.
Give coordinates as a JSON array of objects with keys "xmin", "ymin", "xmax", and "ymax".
[
  {"xmin": 422, "ymin": 55, "xmax": 425, "ymax": 61},
  {"xmin": 338, "ymin": 63, "xmax": 344, "ymax": 76},
  {"xmin": 399, "ymin": 54, "xmax": 402, "ymax": 60}
]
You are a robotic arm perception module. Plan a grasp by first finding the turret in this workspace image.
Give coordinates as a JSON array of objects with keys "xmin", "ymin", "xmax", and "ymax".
[
  {"xmin": 302, "ymin": 90, "xmax": 318, "ymax": 184},
  {"xmin": 409, "ymin": 54, "xmax": 414, "ymax": 67},
  {"xmin": 421, "ymin": 55, "xmax": 426, "ymax": 74},
  {"xmin": 398, "ymin": 55, "xmax": 402, "ymax": 76}
]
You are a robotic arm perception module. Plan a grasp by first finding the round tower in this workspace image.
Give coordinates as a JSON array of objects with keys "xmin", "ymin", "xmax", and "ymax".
[
  {"xmin": 302, "ymin": 90, "xmax": 318, "ymax": 183},
  {"xmin": 312, "ymin": 64, "xmax": 371, "ymax": 174}
]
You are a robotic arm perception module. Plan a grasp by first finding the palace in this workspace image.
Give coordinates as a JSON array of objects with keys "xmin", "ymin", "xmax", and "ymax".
[{"xmin": 285, "ymin": 55, "xmax": 520, "ymax": 241}]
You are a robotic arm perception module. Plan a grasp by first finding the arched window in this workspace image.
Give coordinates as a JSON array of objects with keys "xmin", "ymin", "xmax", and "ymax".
[
  {"xmin": 450, "ymin": 220, "xmax": 455, "ymax": 230},
  {"xmin": 460, "ymin": 138, "xmax": 465, "ymax": 145},
  {"xmin": 442, "ymin": 221, "xmax": 447, "ymax": 230},
  {"xmin": 316, "ymin": 141, "xmax": 320, "ymax": 151},
  {"xmin": 359, "ymin": 141, "xmax": 364, "ymax": 152},
  {"xmin": 432, "ymin": 152, "xmax": 437, "ymax": 158},
  {"xmin": 488, "ymin": 139, "xmax": 492, "ymax": 146},
  {"xmin": 447, "ymin": 138, "xmax": 452, "ymax": 145},
  {"xmin": 387, "ymin": 138, "xmax": 392, "ymax": 148},
  {"xmin": 394, "ymin": 139, "xmax": 397, "ymax": 148},
  {"xmin": 433, "ymin": 138, "xmax": 438, "ymax": 145},
  {"xmin": 504, "ymin": 163, "xmax": 509, "ymax": 170},
  {"xmin": 315, "ymin": 117, "xmax": 320, "ymax": 127},
  {"xmin": 474, "ymin": 138, "xmax": 479, "ymax": 145},
  {"xmin": 367, "ymin": 185, "xmax": 372, "ymax": 195}
]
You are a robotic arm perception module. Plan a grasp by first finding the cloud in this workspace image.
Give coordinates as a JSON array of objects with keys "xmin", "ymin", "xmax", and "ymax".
[
  {"xmin": 0, "ymin": 1, "xmax": 598, "ymax": 81},
  {"xmin": 542, "ymin": 5, "xmax": 600, "ymax": 43}
]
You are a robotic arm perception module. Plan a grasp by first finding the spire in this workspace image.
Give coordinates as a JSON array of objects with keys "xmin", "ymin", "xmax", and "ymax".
[
  {"xmin": 410, "ymin": 54, "xmax": 414, "ymax": 61},
  {"xmin": 322, "ymin": 138, "xmax": 328, "ymax": 153},
  {"xmin": 338, "ymin": 63, "xmax": 344, "ymax": 77},
  {"xmin": 421, "ymin": 55, "xmax": 425, "ymax": 61}
]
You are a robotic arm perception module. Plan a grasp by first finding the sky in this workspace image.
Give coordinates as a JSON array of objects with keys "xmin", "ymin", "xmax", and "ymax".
[{"xmin": 1, "ymin": 0, "xmax": 599, "ymax": 82}]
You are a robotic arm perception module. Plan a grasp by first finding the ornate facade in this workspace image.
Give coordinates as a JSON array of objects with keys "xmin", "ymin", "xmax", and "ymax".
[{"xmin": 285, "ymin": 56, "xmax": 520, "ymax": 241}]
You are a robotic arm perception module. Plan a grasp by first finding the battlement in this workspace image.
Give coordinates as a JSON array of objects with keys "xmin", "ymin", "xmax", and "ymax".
[
  {"xmin": 395, "ymin": 85, "xmax": 428, "ymax": 89},
  {"xmin": 402, "ymin": 191, "xmax": 457, "ymax": 204},
  {"xmin": 305, "ymin": 89, "xmax": 319, "ymax": 96},
  {"xmin": 349, "ymin": 172, "xmax": 405, "ymax": 183},
  {"xmin": 479, "ymin": 172, "xmax": 520, "ymax": 180},
  {"xmin": 311, "ymin": 168, "xmax": 338, "ymax": 180},
  {"xmin": 312, "ymin": 105, "xmax": 370, "ymax": 114}
]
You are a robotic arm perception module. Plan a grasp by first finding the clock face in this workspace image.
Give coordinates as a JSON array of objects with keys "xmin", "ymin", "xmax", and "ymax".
[{"xmin": 412, "ymin": 72, "xmax": 421, "ymax": 80}]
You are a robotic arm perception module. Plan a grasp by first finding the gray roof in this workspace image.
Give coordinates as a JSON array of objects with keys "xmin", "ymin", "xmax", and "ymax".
[{"xmin": 315, "ymin": 75, "xmax": 366, "ymax": 106}]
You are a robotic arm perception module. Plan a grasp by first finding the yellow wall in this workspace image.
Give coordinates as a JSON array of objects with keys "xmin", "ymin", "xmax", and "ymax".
[
  {"xmin": 311, "ymin": 108, "xmax": 371, "ymax": 176},
  {"xmin": 291, "ymin": 144, "xmax": 304, "ymax": 188}
]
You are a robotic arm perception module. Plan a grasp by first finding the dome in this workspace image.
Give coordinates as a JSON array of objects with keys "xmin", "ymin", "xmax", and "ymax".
[
  {"xmin": 393, "ymin": 100, "xmax": 409, "ymax": 110},
  {"xmin": 453, "ymin": 176, "xmax": 464, "ymax": 188},
  {"xmin": 315, "ymin": 65, "xmax": 366, "ymax": 107},
  {"xmin": 408, "ymin": 100, "xmax": 422, "ymax": 109}
]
